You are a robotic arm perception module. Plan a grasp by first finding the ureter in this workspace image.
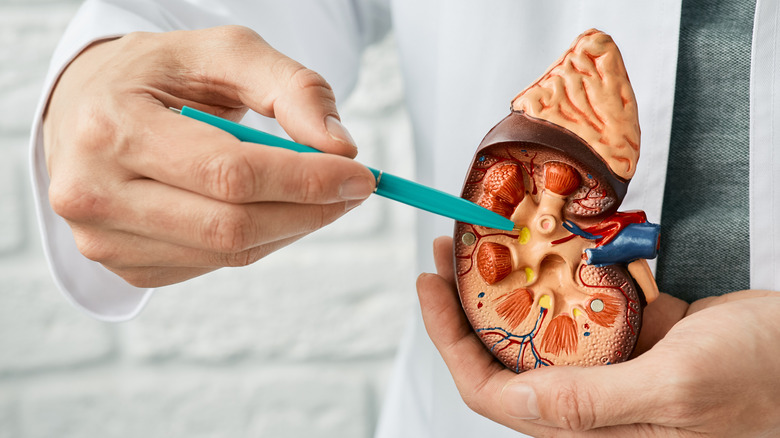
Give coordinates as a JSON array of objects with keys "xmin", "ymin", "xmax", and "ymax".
[{"xmin": 628, "ymin": 259, "xmax": 660, "ymax": 304}]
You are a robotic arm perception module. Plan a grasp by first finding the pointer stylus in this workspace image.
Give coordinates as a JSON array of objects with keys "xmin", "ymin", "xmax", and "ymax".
[{"xmin": 174, "ymin": 106, "xmax": 516, "ymax": 231}]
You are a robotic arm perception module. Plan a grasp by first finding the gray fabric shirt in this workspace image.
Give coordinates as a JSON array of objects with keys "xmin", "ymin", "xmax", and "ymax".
[{"xmin": 656, "ymin": 0, "xmax": 756, "ymax": 302}]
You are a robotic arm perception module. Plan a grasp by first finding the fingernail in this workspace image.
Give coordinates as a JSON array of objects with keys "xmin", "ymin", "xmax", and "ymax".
[
  {"xmin": 325, "ymin": 115, "xmax": 356, "ymax": 148},
  {"xmin": 501, "ymin": 384, "xmax": 540, "ymax": 420},
  {"xmin": 339, "ymin": 176, "xmax": 374, "ymax": 200}
]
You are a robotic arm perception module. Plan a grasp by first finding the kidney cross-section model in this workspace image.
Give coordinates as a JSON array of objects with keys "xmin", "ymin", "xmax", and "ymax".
[{"xmin": 454, "ymin": 29, "xmax": 661, "ymax": 373}]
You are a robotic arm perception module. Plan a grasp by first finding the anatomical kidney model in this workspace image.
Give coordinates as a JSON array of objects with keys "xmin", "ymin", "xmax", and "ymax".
[{"xmin": 454, "ymin": 29, "xmax": 661, "ymax": 373}]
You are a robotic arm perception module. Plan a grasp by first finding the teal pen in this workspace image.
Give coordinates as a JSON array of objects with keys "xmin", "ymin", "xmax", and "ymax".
[{"xmin": 174, "ymin": 106, "xmax": 516, "ymax": 232}]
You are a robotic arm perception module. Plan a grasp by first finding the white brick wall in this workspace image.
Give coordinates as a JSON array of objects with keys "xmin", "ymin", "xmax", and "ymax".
[{"xmin": 0, "ymin": 2, "xmax": 416, "ymax": 436}]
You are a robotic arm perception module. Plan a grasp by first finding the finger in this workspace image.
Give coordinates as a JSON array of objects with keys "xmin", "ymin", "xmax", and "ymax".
[
  {"xmin": 500, "ymin": 356, "xmax": 667, "ymax": 431},
  {"xmin": 156, "ymin": 26, "xmax": 358, "ymax": 157},
  {"xmin": 71, "ymin": 224, "xmax": 304, "ymax": 270},
  {"xmin": 90, "ymin": 178, "xmax": 361, "ymax": 252},
  {"xmin": 118, "ymin": 105, "xmax": 375, "ymax": 205},
  {"xmin": 686, "ymin": 289, "xmax": 780, "ymax": 315},
  {"xmin": 631, "ymin": 292, "xmax": 688, "ymax": 357},
  {"xmin": 432, "ymin": 236, "xmax": 456, "ymax": 285},
  {"xmin": 107, "ymin": 265, "xmax": 217, "ymax": 289}
]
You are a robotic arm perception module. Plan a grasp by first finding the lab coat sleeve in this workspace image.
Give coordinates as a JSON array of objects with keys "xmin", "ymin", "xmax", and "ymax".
[
  {"xmin": 30, "ymin": 0, "xmax": 391, "ymax": 322},
  {"xmin": 29, "ymin": 0, "xmax": 191, "ymax": 322}
]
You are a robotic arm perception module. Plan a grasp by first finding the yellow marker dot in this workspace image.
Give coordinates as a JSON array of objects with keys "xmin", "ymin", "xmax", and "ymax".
[
  {"xmin": 572, "ymin": 308, "xmax": 583, "ymax": 318},
  {"xmin": 524, "ymin": 267, "xmax": 535, "ymax": 283},
  {"xmin": 517, "ymin": 226, "xmax": 531, "ymax": 245},
  {"xmin": 539, "ymin": 294, "xmax": 551, "ymax": 309}
]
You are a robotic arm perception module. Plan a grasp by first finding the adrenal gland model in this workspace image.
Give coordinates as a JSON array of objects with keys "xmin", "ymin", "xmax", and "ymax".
[{"xmin": 454, "ymin": 29, "xmax": 661, "ymax": 373}]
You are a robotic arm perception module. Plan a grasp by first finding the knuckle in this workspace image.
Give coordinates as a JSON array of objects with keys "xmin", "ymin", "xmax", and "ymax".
[
  {"xmin": 205, "ymin": 207, "xmax": 255, "ymax": 253},
  {"xmin": 63, "ymin": 101, "xmax": 126, "ymax": 164},
  {"xmin": 551, "ymin": 384, "xmax": 594, "ymax": 432},
  {"xmin": 72, "ymin": 97, "xmax": 116, "ymax": 139},
  {"xmin": 214, "ymin": 247, "xmax": 265, "ymax": 268},
  {"xmin": 302, "ymin": 204, "xmax": 329, "ymax": 232},
  {"xmin": 49, "ymin": 179, "xmax": 109, "ymax": 223},
  {"xmin": 298, "ymin": 170, "xmax": 328, "ymax": 204},
  {"xmin": 115, "ymin": 268, "xmax": 157, "ymax": 288},
  {"xmin": 216, "ymin": 25, "xmax": 262, "ymax": 45},
  {"xmin": 287, "ymin": 158, "xmax": 340, "ymax": 204},
  {"xmin": 288, "ymin": 66, "xmax": 332, "ymax": 94},
  {"xmin": 197, "ymin": 153, "xmax": 256, "ymax": 202},
  {"xmin": 47, "ymin": 181, "xmax": 77, "ymax": 219},
  {"xmin": 68, "ymin": 109, "xmax": 97, "ymax": 147},
  {"xmin": 72, "ymin": 229, "xmax": 116, "ymax": 264}
]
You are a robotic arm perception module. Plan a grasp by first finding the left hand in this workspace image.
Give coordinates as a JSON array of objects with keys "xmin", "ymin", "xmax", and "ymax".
[{"xmin": 417, "ymin": 236, "xmax": 780, "ymax": 437}]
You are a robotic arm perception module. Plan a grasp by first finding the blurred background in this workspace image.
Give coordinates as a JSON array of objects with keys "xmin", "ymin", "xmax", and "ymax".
[{"xmin": 0, "ymin": 1, "xmax": 417, "ymax": 436}]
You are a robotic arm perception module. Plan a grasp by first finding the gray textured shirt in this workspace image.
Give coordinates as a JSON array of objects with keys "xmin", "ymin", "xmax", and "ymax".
[{"xmin": 656, "ymin": 0, "xmax": 756, "ymax": 302}]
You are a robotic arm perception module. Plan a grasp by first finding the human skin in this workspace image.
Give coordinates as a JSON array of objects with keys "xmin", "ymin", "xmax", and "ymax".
[
  {"xmin": 43, "ymin": 26, "xmax": 376, "ymax": 287},
  {"xmin": 418, "ymin": 236, "xmax": 780, "ymax": 437}
]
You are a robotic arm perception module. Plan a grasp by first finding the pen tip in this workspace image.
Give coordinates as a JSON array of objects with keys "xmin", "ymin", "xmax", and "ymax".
[{"xmin": 168, "ymin": 107, "xmax": 182, "ymax": 114}]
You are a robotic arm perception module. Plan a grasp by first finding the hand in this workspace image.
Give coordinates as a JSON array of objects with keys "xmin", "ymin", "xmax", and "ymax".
[
  {"xmin": 43, "ymin": 26, "xmax": 376, "ymax": 287},
  {"xmin": 417, "ymin": 236, "xmax": 780, "ymax": 437}
]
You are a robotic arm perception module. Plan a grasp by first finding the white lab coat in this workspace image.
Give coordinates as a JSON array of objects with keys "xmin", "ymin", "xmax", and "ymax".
[{"xmin": 29, "ymin": 1, "xmax": 780, "ymax": 436}]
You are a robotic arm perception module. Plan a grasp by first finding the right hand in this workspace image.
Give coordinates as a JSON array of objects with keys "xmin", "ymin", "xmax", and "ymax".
[
  {"xmin": 43, "ymin": 26, "xmax": 376, "ymax": 287},
  {"xmin": 418, "ymin": 237, "xmax": 780, "ymax": 437}
]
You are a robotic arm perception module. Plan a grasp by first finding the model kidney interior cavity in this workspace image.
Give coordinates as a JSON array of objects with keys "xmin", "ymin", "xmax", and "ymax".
[{"xmin": 454, "ymin": 29, "xmax": 661, "ymax": 373}]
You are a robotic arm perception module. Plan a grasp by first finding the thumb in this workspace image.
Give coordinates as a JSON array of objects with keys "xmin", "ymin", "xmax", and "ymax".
[
  {"xmin": 169, "ymin": 26, "xmax": 359, "ymax": 158},
  {"xmin": 500, "ymin": 358, "xmax": 663, "ymax": 431},
  {"xmin": 224, "ymin": 27, "xmax": 358, "ymax": 158}
]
